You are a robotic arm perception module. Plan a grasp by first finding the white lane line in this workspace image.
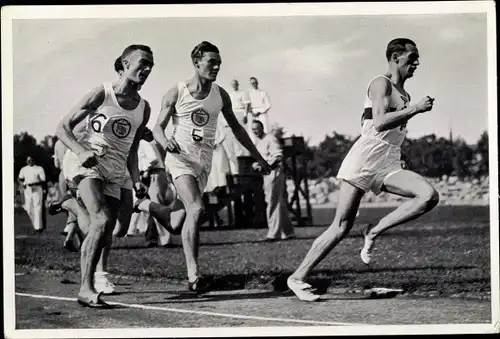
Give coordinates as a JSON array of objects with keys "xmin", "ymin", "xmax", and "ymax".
[{"xmin": 16, "ymin": 292, "xmax": 364, "ymax": 326}]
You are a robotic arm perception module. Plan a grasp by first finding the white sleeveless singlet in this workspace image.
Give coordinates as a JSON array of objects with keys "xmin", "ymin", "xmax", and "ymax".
[
  {"xmin": 171, "ymin": 81, "xmax": 223, "ymax": 157},
  {"xmin": 361, "ymin": 75, "xmax": 410, "ymax": 146},
  {"xmin": 164, "ymin": 81, "xmax": 224, "ymax": 189},
  {"xmin": 78, "ymin": 82, "xmax": 145, "ymax": 179}
]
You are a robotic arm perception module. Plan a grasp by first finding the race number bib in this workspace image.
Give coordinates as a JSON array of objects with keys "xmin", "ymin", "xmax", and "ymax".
[
  {"xmin": 89, "ymin": 113, "xmax": 109, "ymax": 133},
  {"xmin": 191, "ymin": 109, "xmax": 210, "ymax": 143},
  {"xmin": 191, "ymin": 128, "xmax": 205, "ymax": 142}
]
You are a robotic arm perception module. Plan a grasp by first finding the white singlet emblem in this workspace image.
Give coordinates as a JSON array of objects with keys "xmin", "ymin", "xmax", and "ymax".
[{"xmin": 112, "ymin": 118, "xmax": 132, "ymax": 138}]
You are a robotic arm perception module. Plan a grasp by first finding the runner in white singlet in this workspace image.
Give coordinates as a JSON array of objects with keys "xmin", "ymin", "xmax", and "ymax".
[
  {"xmin": 148, "ymin": 41, "xmax": 271, "ymax": 294},
  {"xmin": 287, "ymin": 38, "xmax": 439, "ymax": 302},
  {"xmin": 62, "ymin": 82, "xmax": 145, "ymax": 294},
  {"xmin": 49, "ymin": 60, "xmax": 144, "ymax": 295},
  {"xmin": 159, "ymin": 80, "xmax": 223, "ymax": 192},
  {"xmin": 52, "ymin": 127, "xmax": 159, "ymax": 294},
  {"xmin": 56, "ymin": 45, "xmax": 154, "ymax": 308},
  {"xmin": 62, "ymin": 80, "xmax": 146, "ymax": 197},
  {"xmin": 336, "ymin": 74, "xmax": 411, "ymax": 195}
]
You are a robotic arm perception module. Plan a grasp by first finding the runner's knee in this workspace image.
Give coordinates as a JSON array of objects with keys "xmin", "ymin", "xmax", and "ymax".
[
  {"xmin": 424, "ymin": 188, "xmax": 439, "ymax": 210},
  {"xmin": 91, "ymin": 210, "xmax": 114, "ymax": 235},
  {"xmin": 185, "ymin": 202, "xmax": 204, "ymax": 220},
  {"xmin": 417, "ymin": 186, "xmax": 439, "ymax": 212}
]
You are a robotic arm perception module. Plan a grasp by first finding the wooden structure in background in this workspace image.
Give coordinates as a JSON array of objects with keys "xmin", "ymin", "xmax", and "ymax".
[
  {"xmin": 201, "ymin": 136, "xmax": 313, "ymax": 229},
  {"xmin": 280, "ymin": 136, "xmax": 313, "ymax": 227}
]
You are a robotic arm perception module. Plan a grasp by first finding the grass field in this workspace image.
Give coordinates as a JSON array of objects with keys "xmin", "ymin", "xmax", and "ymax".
[{"xmin": 14, "ymin": 205, "xmax": 491, "ymax": 298}]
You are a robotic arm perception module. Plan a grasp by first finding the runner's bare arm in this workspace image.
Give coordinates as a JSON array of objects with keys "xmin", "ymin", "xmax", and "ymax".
[
  {"xmin": 370, "ymin": 77, "xmax": 433, "ymax": 132},
  {"xmin": 128, "ymin": 101, "xmax": 151, "ymax": 186},
  {"xmin": 153, "ymin": 86, "xmax": 181, "ymax": 153},
  {"xmin": 220, "ymin": 87, "xmax": 268, "ymax": 165},
  {"xmin": 72, "ymin": 119, "xmax": 87, "ymax": 137},
  {"xmin": 56, "ymin": 86, "xmax": 105, "ymax": 155}
]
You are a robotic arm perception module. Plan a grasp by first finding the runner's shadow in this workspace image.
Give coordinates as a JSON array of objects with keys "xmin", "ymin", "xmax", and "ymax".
[
  {"xmin": 200, "ymin": 238, "xmax": 315, "ymax": 246},
  {"xmin": 140, "ymin": 290, "xmax": 287, "ymax": 304},
  {"xmin": 118, "ymin": 289, "xmax": 186, "ymax": 295},
  {"xmin": 112, "ymin": 245, "xmax": 182, "ymax": 250},
  {"xmin": 199, "ymin": 225, "xmax": 487, "ymax": 247},
  {"xmin": 137, "ymin": 290, "xmax": 400, "ymax": 304},
  {"xmin": 320, "ymin": 291, "xmax": 403, "ymax": 300}
]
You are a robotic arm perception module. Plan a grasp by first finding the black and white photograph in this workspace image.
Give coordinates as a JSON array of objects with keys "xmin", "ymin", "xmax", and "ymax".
[{"xmin": 2, "ymin": 2, "xmax": 498, "ymax": 337}]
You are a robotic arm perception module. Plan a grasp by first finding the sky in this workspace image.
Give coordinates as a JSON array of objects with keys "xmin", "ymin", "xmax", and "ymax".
[{"xmin": 11, "ymin": 13, "xmax": 489, "ymax": 146}]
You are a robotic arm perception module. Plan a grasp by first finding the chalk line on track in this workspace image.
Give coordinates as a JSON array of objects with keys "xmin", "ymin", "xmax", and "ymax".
[{"xmin": 16, "ymin": 292, "xmax": 365, "ymax": 326}]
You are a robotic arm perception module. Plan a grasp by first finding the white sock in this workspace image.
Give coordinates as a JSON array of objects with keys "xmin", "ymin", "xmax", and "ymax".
[
  {"xmin": 188, "ymin": 275, "xmax": 200, "ymax": 283},
  {"xmin": 138, "ymin": 200, "xmax": 152, "ymax": 212}
]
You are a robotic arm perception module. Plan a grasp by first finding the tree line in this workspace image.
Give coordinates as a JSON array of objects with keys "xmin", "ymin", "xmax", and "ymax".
[{"xmin": 13, "ymin": 129, "xmax": 489, "ymax": 185}]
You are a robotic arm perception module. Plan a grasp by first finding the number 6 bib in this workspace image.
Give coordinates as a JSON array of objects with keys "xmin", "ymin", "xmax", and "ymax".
[{"xmin": 190, "ymin": 109, "xmax": 210, "ymax": 143}]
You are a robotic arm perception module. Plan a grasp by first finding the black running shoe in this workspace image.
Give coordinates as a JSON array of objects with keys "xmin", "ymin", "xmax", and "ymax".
[
  {"xmin": 188, "ymin": 277, "xmax": 210, "ymax": 295},
  {"xmin": 48, "ymin": 194, "xmax": 72, "ymax": 215}
]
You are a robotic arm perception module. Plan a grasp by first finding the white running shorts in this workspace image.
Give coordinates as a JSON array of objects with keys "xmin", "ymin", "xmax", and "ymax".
[{"xmin": 337, "ymin": 135, "xmax": 403, "ymax": 195}]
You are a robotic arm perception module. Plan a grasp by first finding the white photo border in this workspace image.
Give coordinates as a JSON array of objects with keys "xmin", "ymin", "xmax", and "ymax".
[{"xmin": 2, "ymin": 2, "xmax": 498, "ymax": 337}]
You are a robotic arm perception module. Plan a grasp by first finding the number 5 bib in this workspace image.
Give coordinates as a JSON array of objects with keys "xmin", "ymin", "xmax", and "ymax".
[{"xmin": 190, "ymin": 109, "xmax": 210, "ymax": 143}]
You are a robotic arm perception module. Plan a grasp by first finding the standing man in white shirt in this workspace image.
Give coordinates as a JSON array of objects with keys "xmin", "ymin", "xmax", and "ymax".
[
  {"xmin": 251, "ymin": 121, "xmax": 295, "ymax": 241},
  {"xmin": 206, "ymin": 79, "xmax": 249, "ymax": 189},
  {"xmin": 222, "ymin": 79, "xmax": 251, "ymax": 165},
  {"xmin": 18, "ymin": 156, "xmax": 46, "ymax": 232},
  {"xmin": 248, "ymin": 77, "xmax": 272, "ymax": 135}
]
